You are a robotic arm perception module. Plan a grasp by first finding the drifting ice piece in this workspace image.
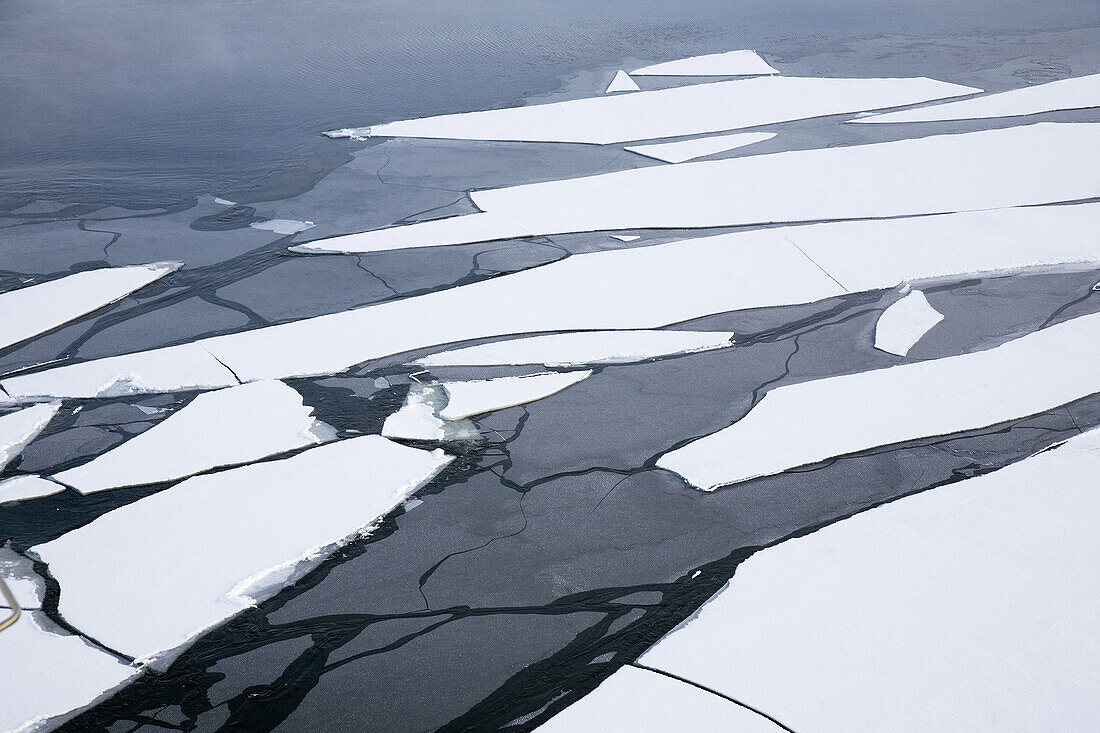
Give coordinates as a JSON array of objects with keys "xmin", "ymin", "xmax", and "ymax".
[
  {"xmin": 250, "ymin": 219, "xmax": 315, "ymax": 235},
  {"xmin": 0, "ymin": 263, "xmax": 180, "ymax": 352},
  {"xmin": 854, "ymin": 72, "xmax": 1100, "ymax": 124},
  {"xmin": 609, "ymin": 234, "xmax": 640, "ymax": 242},
  {"xmin": 625, "ymin": 132, "xmax": 776, "ymax": 163},
  {"xmin": 873, "ymin": 290, "xmax": 944, "ymax": 356},
  {"xmin": 32, "ymin": 436, "xmax": 451, "ymax": 665},
  {"xmin": 382, "ymin": 387, "xmax": 447, "ymax": 442},
  {"xmin": 641, "ymin": 427, "xmax": 1100, "ymax": 732},
  {"xmin": 438, "ymin": 372, "xmax": 592, "ymax": 420},
  {"xmin": 0, "ymin": 475, "xmax": 65, "ymax": 504},
  {"xmin": 346, "ymin": 76, "xmax": 978, "ymax": 145},
  {"xmin": 418, "ymin": 330, "xmax": 734, "ymax": 368},
  {"xmin": 53, "ymin": 381, "xmax": 335, "ymax": 494},
  {"xmin": 605, "ymin": 70, "xmax": 640, "ymax": 94},
  {"xmin": 632, "ymin": 50, "xmax": 780, "ymax": 77},
  {"xmin": 657, "ymin": 311, "xmax": 1100, "ymax": 490},
  {"xmin": 0, "ymin": 547, "xmax": 46, "ymax": 610},
  {"xmin": 0, "ymin": 402, "xmax": 60, "ymax": 472},
  {"xmin": 535, "ymin": 665, "xmax": 786, "ymax": 733}
]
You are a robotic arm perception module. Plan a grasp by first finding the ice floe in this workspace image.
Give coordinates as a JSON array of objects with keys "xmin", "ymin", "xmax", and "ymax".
[
  {"xmin": 0, "ymin": 262, "xmax": 180, "ymax": 352},
  {"xmin": 631, "ymin": 50, "xmax": 780, "ymax": 77},
  {"xmin": 854, "ymin": 72, "xmax": 1100, "ymax": 124},
  {"xmin": 249, "ymin": 218, "xmax": 315, "ymax": 235},
  {"xmin": 6, "ymin": 202, "xmax": 1100, "ymax": 400},
  {"xmin": 872, "ymin": 290, "xmax": 944, "ymax": 356},
  {"xmin": 437, "ymin": 372, "xmax": 592, "ymax": 420},
  {"xmin": 213, "ymin": 197, "xmax": 236, "ymax": 206},
  {"xmin": 641, "ymin": 427, "xmax": 1100, "ymax": 731},
  {"xmin": 300, "ymin": 123, "xmax": 1097, "ymax": 252},
  {"xmin": 535, "ymin": 665, "xmax": 786, "ymax": 733},
  {"xmin": 417, "ymin": 330, "xmax": 734, "ymax": 368},
  {"xmin": 0, "ymin": 403, "xmax": 60, "ymax": 472},
  {"xmin": 52, "ymin": 381, "xmax": 335, "ymax": 494},
  {"xmin": 605, "ymin": 70, "xmax": 640, "ymax": 93},
  {"xmin": 1, "ymin": 547, "xmax": 46, "ymax": 610},
  {"xmin": 344, "ymin": 76, "xmax": 978, "ymax": 145},
  {"xmin": 382, "ymin": 386, "xmax": 448, "ymax": 442},
  {"xmin": 0, "ymin": 475, "xmax": 65, "ymax": 504},
  {"xmin": 657, "ymin": 311, "xmax": 1100, "ymax": 490},
  {"xmin": 609, "ymin": 234, "xmax": 640, "ymax": 242},
  {"xmin": 32, "ymin": 436, "xmax": 450, "ymax": 665},
  {"xmin": 624, "ymin": 132, "xmax": 776, "ymax": 163}
]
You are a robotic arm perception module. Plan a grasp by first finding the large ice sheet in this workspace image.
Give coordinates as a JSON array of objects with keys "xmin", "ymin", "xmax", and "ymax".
[
  {"xmin": 631, "ymin": 50, "xmax": 780, "ymax": 77},
  {"xmin": 417, "ymin": 330, "xmax": 735, "ymax": 368},
  {"xmin": 438, "ymin": 372, "xmax": 592, "ymax": 420},
  {"xmin": 0, "ymin": 263, "xmax": 180, "ymax": 352},
  {"xmin": 0, "ymin": 612, "xmax": 139, "ymax": 733},
  {"xmin": 0, "ymin": 475, "xmax": 65, "ymax": 504},
  {"xmin": 7, "ymin": 202, "xmax": 1100, "ymax": 400},
  {"xmin": 854, "ymin": 72, "xmax": 1100, "ymax": 123},
  {"xmin": 53, "ymin": 381, "xmax": 335, "ymax": 494},
  {"xmin": 625, "ymin": 132, "xmax": 775, "ymax": 163},
  {"xmin": 657, "ymin": 311, "xmax": 1100, "ymax": 490},
  {"xmin": 0, "ymin": 402, "xmax": 60, "ymax": 472},
  {"xmin": 32, "ymin": 436, "xmax": 451, "ymax": 664},
  {"xmin": 641, "ymin": 427, "xmax": 1100, "ymax": 732},
  {"xmin": 344, "ymin": 76, "xmax": 978, "ymax": 145},
  {"xmin": 873, "ymin": 289, "xmax": 943, "ymax": 356},
  {"xmin": 605, "ymin": 70, "xmax": 640, "ymax": 94},
  {"xmin": 300, "ymin": 124, "xmax": 1098, "ymax": 253},
  {"xmin": 534, "ymin": 665, "xmax": 786, "ymax": 733}
]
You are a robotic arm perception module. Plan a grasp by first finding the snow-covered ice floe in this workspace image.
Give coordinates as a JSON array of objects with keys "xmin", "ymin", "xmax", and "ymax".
[
  {"xmin": 250, "ymin": 219, "xmax": 315, "ymax": 235},
  {"xmin": 658, "ymin": 311, "xmax": 1100, "ymax": 490},
  {"xmin": 0, "ymin": 263, "xmax": 180, "ymax": 352},
  {"xmin": 52, "ymin": 381, "xmax": 335, "ymax": 494},
  {"xmin": 631, "ymin": 50, "xmax": 780, "ymax": 77},
  {"xmin": 873, "ymin": 290, "xmax": 944, "ymax": 356},
  {"xmin": 6, "ymin": 202, "xmax": 1100, "ymax": 400},
  {"xmin": 299, "ymin": 123, "xmax": 1098, "ymax": 253},
  {"xmin": 417, "ymin": 330, "xmax": 734, "ymax": 368},
  {"xmin": 0, "ymin": 475, "xmax": 65, "ymax": 504},
  {"xmin": 1, "ymin": 547, "xmax": 46, "ymax": 610},
  {"xmin": 605, "ymin": 70, "xmax": 640, "ymax": 94},
  {"xmin": 609, "ymin": 234, "xmax": 640, "ymax": 242},
  {"xmin": 624, "ymin": 132, "xmax": 775, "ymax": 163},
  {"xmin": 534, "ymin": 665, "xmax": 786, "ymax": 733},
  {"xmin": 0, "ymin": 402, "xmax": 60, "ymax": 472},
  {"xmin": 853, "ymin": 72, "xmax": 1100, "ymax": 124},
  {"xmin": 330, "ymin": 76, "xmax": 978, "ymax": 145},
  {"xmin": 641, "ymin": 427, "xmax": 1100, "ymax": 732},
  {"xmin": 31, "ymin": 436, "xmax": 450, "ymax": 666}
]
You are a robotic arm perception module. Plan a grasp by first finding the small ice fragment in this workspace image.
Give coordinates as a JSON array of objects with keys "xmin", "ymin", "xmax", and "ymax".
[
  {"xmin": 403, "ymin": 498, "xmax": 424, "ymax": 511},
  {"xmin": 873, "ymin": 290, "xmax": 944, "ymax": 356},
  {"xmin": 0, "ymin": 475, "xmax": 65, "ymax": 504},
  {"xmin": 631, "ymin": 50, "xmax": 780, "ymax": 77},
  {"xmin": 0, "ymin": 402, "xmax": 61, "ymax": 472},
  {"xmin": 373, "ymin": 376, "xmax": 391, "ymax": 389},
  {"xmin": 625, "ymin": 132, "xmax": 776, "ymax": 164},
  {"xmin": 382, "ymin": 386, "xmax": 447, "ymax": 441},
  {"xmin": 322, "ymin": 127, "xmax": 371, "ymax": 141},
  {"xmin": 438, "ymin": 372, "xmax": 592, "ymax": 421},
  {"xmin": 134, "ymin": 404, "xmax": 166, "ymax": 416},
  {"xmin": 213, "ymin": 198, "xmax": 236, "ymax": 206},
  {"xmin": 609, "ymin": 234, "xmax": 641, "ymax": 242},
  {"xmin": 605, "ymin": 70, "xmax": 640, "ymax": 94},
  {"xmin": 249, "ymin": 219, "xmax": 315, "ymax": 235}
]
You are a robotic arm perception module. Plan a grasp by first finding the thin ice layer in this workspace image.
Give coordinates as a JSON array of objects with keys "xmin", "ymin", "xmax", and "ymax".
[
  {"xmin": 625, "ymin": 132, "xmax": 776, "ymax": 163},
  {"xmin": 854, "ymin": 72, "xmax": 1100, "ymax": 123},
  {"xmin": 438, "ymin": 372, "xmax": 592, "ymax": 420},
  {"xmin": 0, "ymin": 402, "xmax": 60, "ymax": 472},
  {"xmin": 0, "ymin": 475, "xmax": 65, "ymax": 504},
  {"xmin": 32, "ymin": 436, "xmax": 451, "ymax": 665},
  {"xmin": 631, "ymin": 50, "xmax": 780, "ymax": 77},
  {"xmin": 873, "ymin": 290, "xmax": 944, "ymax": 356},
  {"xmin": 7, "ymin": 202, "xmax": 1100, "ymax": 400},
  {"xmin": 641, "ymin": 428, "xmax": 1100, "ymax": 732},
  {"xmin": 605, "ymin": 70, "xmax": 640, "ymax": 93},
  {"xmin": 53, "ymin": 381, "xmax": 335, "ymax": 494},
  {"xmin": 534, "ymin": 665, "xmax": 786, "ymax": 733},
  {"xmin": 657, "ymin": 311, "xmax": 1100, "ymax": 490},
  {"xmin": 0, "ymin": 263, "xmax": 181, "ymax": 352},
  {"xmin": 418, "ymin": 330, "xmax": 734, "ymax": 368},
  {"xmin": 345, "ymin": 76, "xmax": 978, "ymax": 145}
]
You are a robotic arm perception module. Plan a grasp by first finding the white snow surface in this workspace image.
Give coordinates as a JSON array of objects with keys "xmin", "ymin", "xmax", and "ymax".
[
  {"xmin": 658, "ymin": 311, "xmax": 1100, "ymax": 490},
  {"xmin": 1, "ymin": 547, "xmax": 46, "ymax": 610},
  {"xmin": 249, "ymin": 219, "xmax": 315, "ymax": 235},
  {"xmin": 854, "ymin": 72, "xmax": 1100, "ymax": 123},
  {"xmin": 32, "ymin": 436, "xmax": 451, "ymax": 665},
  {"xmin": 52, "ymin": 381, "xmax": 335, "ymax": 494},
  {"xmin": 605, "ymin": 70, "xmax": 640, "ymax": 93},
  {"xmin": 299, "ymin": 123, "xmax": 1098, "ymax": 253},
  {"xmin": 0, "ymin": 263, "xmax": 180, "ymax": 352},
  {"xmin": 6, "ymin": 202, "xmax": 1100, "ymax": 400},
  {"xmin": 438, "ymin": 372, "xmax": 592, "ymax": 420},
  {"xmin": 0, "ymin": 403, "xmax": 60, "ymax": 472},
  {"xmin": 631, "ymin": 50, "xmax": 780, "ymax": 77},
  {"xmin": 641, "ymin": 427, "xmax": 1100, "ymax": 732},
  {"xmin": 609, "ymin": 234, "xmax": 640, "ymax": 242},
  {"xmin": 534, "ymin": 665, "xmax": 785, "ymax": 733},
  {"xmin": 382, "ymin": 389, "xmax": 447, "ymax": 441},
  {"xmin": 418, "ymin": 330, "xmax": 734, "ymax": 368},
  {"xmin": 625, "ymin": 132, "xmax": 776, "ymax": 163},
  {"xmin": 350, "ymin": 76, "xmax": 978, "ymax": 145},
  {"xmin": 0, "ymin": 475, "xmax": 65, "ymax": 504},
  {"xmin": 873, "ymin": 290, "xmax": 944, "ymax": 356}
]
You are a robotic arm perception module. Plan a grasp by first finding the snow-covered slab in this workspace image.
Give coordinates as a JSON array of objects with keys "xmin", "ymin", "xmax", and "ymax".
[
  {"xmin": 300, "ymin": 123, "xmax": 1097, "ymax": 253},
  {"xmin": 854, "ymin": 72, "xmax": 1100, "ymax": 124},
  {"xmin": 873, "ymin": 290, "xmax": 944, "ymax": 356},
  {"xmin": 32, "ymin": 436, "xmax": 450, "ymax": 665},
  {"xmin": 534, "ymin": 665, "xmax": 786, "ymax": 733},
  {"xmin": 382, "ymin": 387, "xmax": 447, "ymax": 442},
  {"xmin": 0, "ymin": 612, "xmax": 139, "ymax": 733},
  {"xmin": 346, "ymin": 76, "xmax": 978, "ymax": 145},
  {"xmin": 631, "ymin": 50, "xmax": 780, "ymax": 77},
  {"xmin": 0, "ymin": 402, "xmax": 60, "ymax": 472},
  {"xmin": 438, "ymin": 371, "xmax": 592, "ymax": 420},
  {"xmin": 417, "ymin": 330, "xmax": 734, "ymax": 368},
  {"xmin": 605, "ymin": 70, "xmax": 640, "ymax": 94},
  {"xmin": 0, "ymin": 475, "xmax": 65, "ymax": 504},
  {"xmin": 53, "ymin": 381, "xmax": 335, "ymax": 494},
  {"xmin": 642, "ymin": 427, "xmax": 1100, "ymax": 732},
  {"xmin": 657, "ymin": 311, "xmax": 1100, "ymax": 490},
  {"xmin": 0, "ymin": 263, "xmax": 180, "ymax": 352},
  {"xmin": 625, "ymin": 132, "xmax": 775, "ymax": 163}
]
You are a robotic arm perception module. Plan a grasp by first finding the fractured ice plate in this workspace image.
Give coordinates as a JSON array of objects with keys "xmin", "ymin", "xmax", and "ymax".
[
  {"xmin": 873, "ymin": 289, "xmax": 944, "ymax": 356},
  {"xmin": 438, "ymin": 371, "xmax": 593, "ymax": 420},
  {"xmin": 624, "ymin": 132, "xmax": 776, "ymax": 164},
  {"xmin": 0, "ymin": 402, "xmax": 60, "ymax": 472},
  {"xmin": 631, "ymin": 50, "xmax": 780, "ymax": 77},
  {"xmin": 605, "ymin": 70, "xmax": 640, "ymax": 94}
]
